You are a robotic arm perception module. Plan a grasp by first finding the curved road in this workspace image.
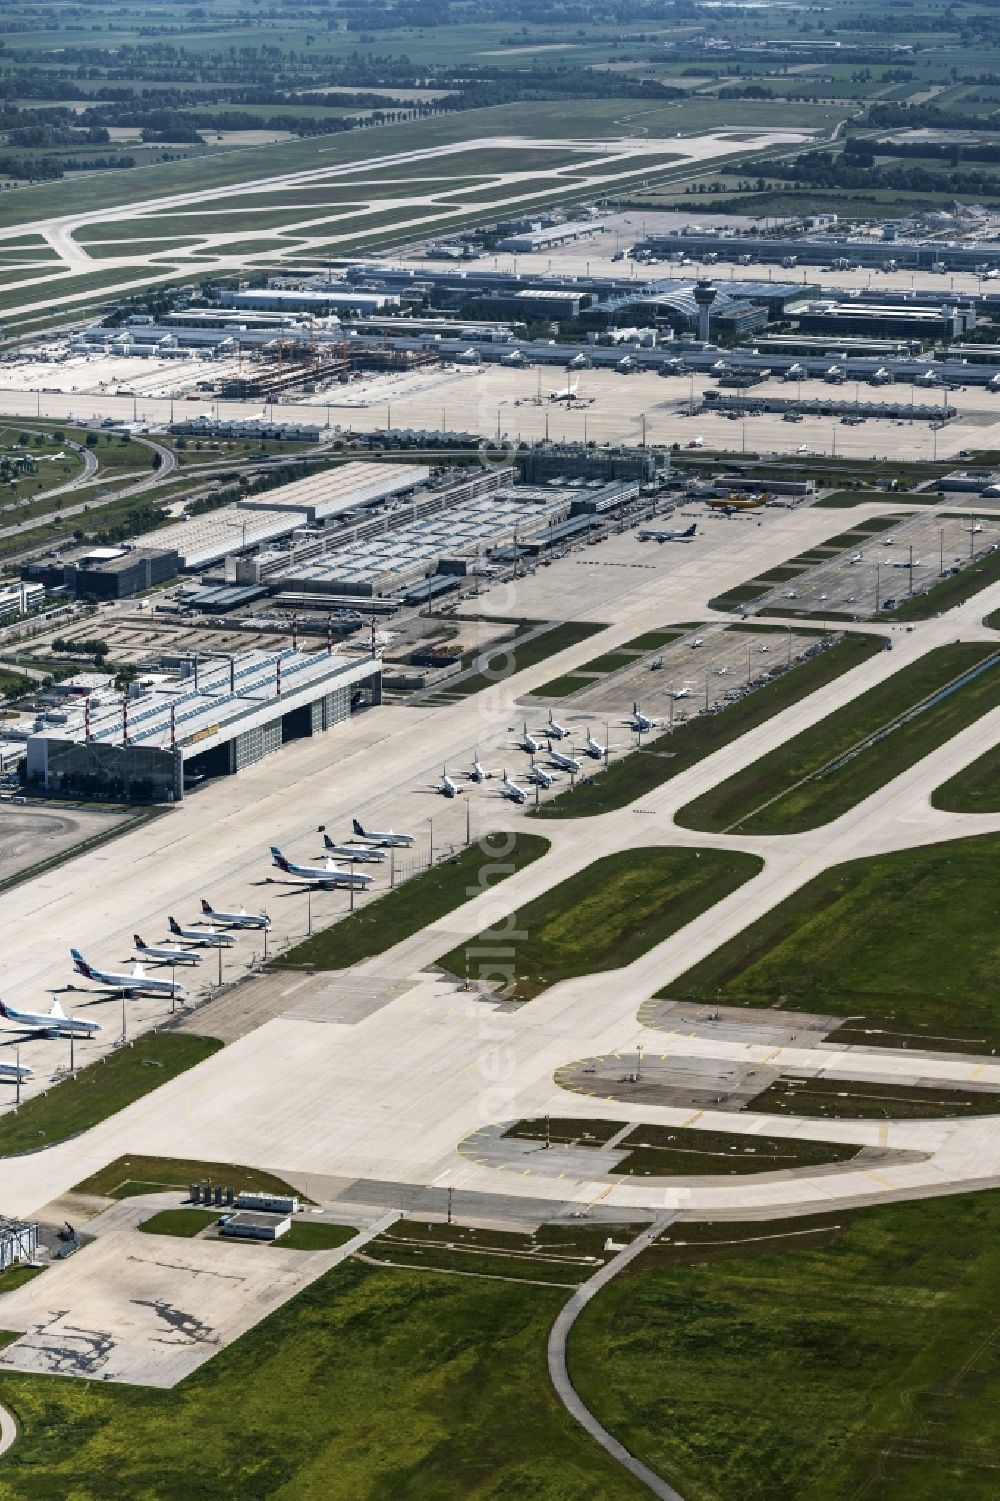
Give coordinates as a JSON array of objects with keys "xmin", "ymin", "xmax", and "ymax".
[
  {"xmin": 548, "ymin": 1215, "xmax": 683, "ymax": 1500},
  {"xmin": 0, "ymin": 1399, "xmax": 16, "ymax": 1457}
]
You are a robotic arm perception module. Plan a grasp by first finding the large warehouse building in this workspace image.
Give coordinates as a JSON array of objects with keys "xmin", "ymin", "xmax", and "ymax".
[{"xmin": 26, "ymin": 648, "xmax": 380, "ymax": 801}]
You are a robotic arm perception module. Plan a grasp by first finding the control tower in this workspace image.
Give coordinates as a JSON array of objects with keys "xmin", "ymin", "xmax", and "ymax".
[{"xmin": 693, "ymin": 279, "xmax": 718, "ymax": 343}]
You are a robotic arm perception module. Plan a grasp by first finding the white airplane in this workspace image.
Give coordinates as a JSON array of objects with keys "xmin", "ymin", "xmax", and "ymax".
[
  {"xmin": 783, "ymin": 363, "xmax": 805, "ymax": 382},
  {"xmin": 637, "ymin": 522, "xmax": 697, "ymax": 543},
  {"xmin": 501, "ymin": 349, "xmax": 526, "ymax": 366},
  {"xmin": 518, "ymin": 722, "xmax": 542, "ymax": 754},
  {"xmin": 465, "ymin": 752, "xmax": 496, "ymax": 783},
  {"xmin": 825, "ymin": 365, "xmax": 845, "ymax": 383},
  {"xmin": 70, "ymin": 948, "xmax": 186, "ymax": 998},
  {"xmin": 351, "ymin": 818, "xmax": 414, "ymax": 848},
  {"xmin": 545, "ymin": 714, "xmax": 570, "ymax": 740},
  {"xmin": 964, "ymin": 521, "xmax": 984, "ymax": 533},
  {"xmin": 669, "ymin": 684, "xmax": 692, "ymax": 700},
  {"xmin": 549, "ymin": 378, "xmax": 580, "ymax": 404},
  {"xmin": 438, "ymin": 767, "xmax": 461, "ymax": 798},
  {"xmin": 917, "ymin": 368, "xmax": 939, "ymax": 385},
  {"xmin": 580, "ymin": 729, "xmax": 605, "ymax": 759},
  {"xmin": 796, "ymin": 444, "xmax": 811, "ymax": 455},
  {"xmin": 168, "ymin": 916, "xmax": 236, "ymax": 949},
  {"xmin": 133, "ymin": 935, "xmax": 202, "ymax": 966},
  {"xmin": 499, "ymin": 770, "xmax": 528, "ymax": 804},
  {"xmin": 270, "ymin": 846, "xmax": 375, "ymax": 890},
  {"xmin": 687, "ymin": 435, "xmax": 705, "ymax": 448},
  {"xmin": 871, "ymin": 367, "xmax": 891, "ymax": 385},
  {"xmin": 0, "ymin": 1058, "xmax": 32, "ymax": 1081},
  {"xmin": 625, "ymin": 702, "xmax": 656, "ymax": 732},
  {"xmin": 891, "ymin": 558, "xmax": 921, "ymax": 568},
  {"xmin": 0, "ymin": 998, "xmax": 101, "ymax": 1037},
  {"xmin": 570, "ymin": 352, "xmax": 588, "ymax": 369},
  {"xmin": 200, "ymin": 899, "xmax": 270, "ymax": 931},
  {"xmin": 547, "ymin": 741, "xmax": 581, "ymax": 773},
  {"xmin": 322, "ymin": 835, "xmax": 386, "ymax": 862},
  {"xmin": 690, "ymin": 637, "xmax": 705, "ymax": 649},
  {"xmin": 848, "ymin": 552, "xmax": 864, "ymax": 564},
  {"xmin": 526, "ymin": 760, "xmax": 557, "ymax": 788}
]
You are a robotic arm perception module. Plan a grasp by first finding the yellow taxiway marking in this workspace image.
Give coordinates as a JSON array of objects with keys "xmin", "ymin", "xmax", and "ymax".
[
  {"xmin": 762, "ymin": 1047, "xmax": 782, "ymax": 1063},
  {"xmin": 968, "ymin": 1065, "xmax": 986, "ymax": 1080},
  {"xmin": 864, "ymin": 1170, "xmax": 897, "ymax": 1189},
  {"xmin": 878, "ymin": 1122, "xmax": 889, "ymax": 1148},
  {"xmin": 682, "ymin": 1109, "xmax": 704, "ymax": 1127}
]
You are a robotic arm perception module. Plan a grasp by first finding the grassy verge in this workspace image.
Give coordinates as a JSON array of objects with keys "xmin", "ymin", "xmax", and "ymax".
[
  {"xmin": 573, "ymin": 1192, "xmax": 1000, "ymax": 1501},
  {"xmin": 610, "ymin": 1123, "xmax": 859, "ymax": 1176},
  {"xmin": 0, "ymin": 1259, "xmax": 647, "ymax": 1500},
  {"xmin": 932, "ymin": 743, "xmax": 1000, "ymax": 812},
  {"xmin": 74, "ymin": 1155, "xmax": 306, "ymax": 1202},
  {"xmin": 0, "ymin": 1266, "xmax": 44, "ymax": 1294},
  {"xmin": 272, "ymin": 832, "xmax": 549, "ymax": 971},
  {"xmin": 506, "ymin": 1119, "xmax": 623, "ymax": 1145},
  {"xmin": 438, "ymin": 847, "xmax": 762, "ymax": 1001},
  {"xmin": 534, "ymin": 629, "xmax": 685, "ymax": 697},
  {"xmin": 534, "ymin": 634, "xmax": 882, "ymax": 819},
  {"xmin": 0, "ymin": 1035, "xmax": 221, "ymax": 1157},
  {"xmin": 751, "ymin": 1075, "xmax": 1000, "ymax": 1120},
  {"xmin": 886, "ymin": 545, "xmax": 1000, "ymax": 620},
  {"xmin": 279, "ymin": 1222, "xmax": 358, "ymax": 1252},
  {"xmin": 676, "ymin": 643, "xmax": 1000, "ymax": 834},
  {"xmin": 138, "ymin": 1209, "xmax": 219, "ymax": 1238},
  {"xmin": 432, "ymin": 620, "xmax": 607, "ymax": 701},
  {"xmin": 661, "ymin": 833, "xmax": 1000, "ymax": 1052}
]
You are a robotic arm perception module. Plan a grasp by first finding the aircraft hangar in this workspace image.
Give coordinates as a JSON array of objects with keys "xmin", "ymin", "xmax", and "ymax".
[{"xmin": 25, "ymin": 648, "xmax": 380, "ymax": 802}]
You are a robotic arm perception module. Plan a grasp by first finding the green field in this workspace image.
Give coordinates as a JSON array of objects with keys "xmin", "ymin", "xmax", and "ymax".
[
  {"xmin": 138, "ymin": 1208, "xmax": 219, "ymax": 1238},
  {"xmin": 439, "ymin": 846, "xmax": 763, "ymax": 1000},
  {"xmin": 73, "ymin": 1154, "xmax": 306, "ymax": 1203},
  {"xmin": 0, "ymin": 1035, "xmax": 221, "ymax": 1157},
  {"xmin": 537, "ymin": 628, "xmax": 685, "ymax": 695},
  {"xmin": 0, "ymin": 1258, "xmax": 647, "ymax": 1501},
  {"xmin": 750, "ymin": 1074, "xmax": 1000, "ymax": 1120},
  {"xmin": 279, "ymin": 1221, "xmax": 358, "ymax": 1252},
  {"xmin": 273, "ymin": 832, "xmax": 549, "ymax": 971},
  {"xmin": 932, "ymin": 743, "xmax": 1000, "ymax": 812},
  {"xmin": 662, "ymin": 833, "xmax": 1000, "ymax": 1052},
  {"xmin": 676, "ymin": 643, "xmax": 1000, "ymax": 834},
  {"xmin": 574, "ymin": 1192, "xmax": 1000, "ymax": 1501},
  {"xmin": 886, "ymin": 546, "xmax": 1000, "ymax": 620},
  {"xmin": 535, "ymin": 634, "xmax": 882, "ymax": 818},
  {"xmin": 611, "ymin": 1122, "xmax": 860, "ymax": 1176},
  {"xmin": 427, "ymin": 620, "xmax": 607, "ymax": 701}
]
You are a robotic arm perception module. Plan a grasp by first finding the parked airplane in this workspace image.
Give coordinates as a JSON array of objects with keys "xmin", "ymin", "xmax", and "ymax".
[
  {"xmin": 465, "ymin": 751, "xmax": 496, "ymax": 783},
  {"xmin": 549, "ymin": 378, "xmax": 580, "ymax": 404},
  {"xmin": 0, "ymin": 1059, "xmax": 32, "ymax": 1081},
  {"xmin": 133, "ymin": 935, "xmax": 202, "ymax": 966},
  {"xmin": 270, "ymin": 847, "xmax": 374, "ymax": 890},
  {"xmin": 526, "ymin": 760, "xmax": 557, "ymax": 788},
  {"xmin": 890, "ymin": 557, "xmax": 921, "ymax": 568},
  {"xmin": 669, "ymin": 684, "xmax": 692, "ymax": 700},
  {"xmin": 70, "ymin": 948, "xmax": 186, "ymax": 998},
  {"xmin": 825, "ymin": 365, "xmax": 845, "ymax": 383},
  {"xmin": 582, "ymin": 729, "xmax": 605, "ymax": 759},
  {"xmin": 547, "ymin": 741, "xmax": 581, "ymax": 773},
  {"xmin": 687, "ymin": 434, "xmax": 705, "ymax": 448},
  {"xmin": 438, "ymin": 767, "xmax": 461, "ymax": 798},
  {"xmin": 964, "ymin": 521, "xmax": 984, "ymax": 533},
  {"xmin": 0, "ymin": 998, "xmax": 101, "ymax": 1037},
  {"xmin": 351, "ymin": 818, "xmax": 414, "ymax": 847},
  {"xmin": 625, "ymin": 703, "xmax": 656, "ymax": 732},
  {"xmin": 200, "ymin": 899, "xmax": 270, "ymax": 931},
  {"xmin": 637, "ymin": 522, "xmax": 697, "ymax": 543},
  {"xmin": 168, "ymin": 916, "xmax": 236, "ymax": 948},
  {"xmin": 518, "ymin": 722, "xmax": 542, "ymax": 754},
  {"xmin": 545, "ymin": 714, "xmax": 570, "ymax": 740},
  {"xmin": 322, "ymin": 835, "xmax": 386, "ymax": 863},
  {"xmin": 499, "ymin": 770, "xmax": 528, "ymax": 804}
]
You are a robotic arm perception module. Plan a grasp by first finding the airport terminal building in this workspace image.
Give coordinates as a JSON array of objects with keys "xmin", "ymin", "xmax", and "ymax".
[{"xmin": 26, "ymin": 648, "xmax": 380, "ymax": 802}]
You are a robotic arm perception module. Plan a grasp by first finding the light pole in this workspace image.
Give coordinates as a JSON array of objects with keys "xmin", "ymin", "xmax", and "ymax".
[
  {"xmin": 747, "ymin": 643, "xmax": 752, "ymax": 686},
  {"xmin": 939, "ymin": 527, "xmax": 945, "ymax": 577},
  {"xmin": 217, "ymin": 941, "xmax": 223, "ymax": 987},
  {"xmin": 875, "ymin": 561, "xmax": 881, "ymax": 613},
  {"xmin": 390, "ymin": 845, "xmax": 396, "ymax": 889},
  {"xmin": 307, "ymin": 887, "xmax": 313, "ymax": 937},
  {"xmin": 171, "ymin": 959, "xmax": 176, "ymax": 1015},
  {"xmin": 15, "ymin": 1047, "xmax": 20, "ymax": 1106},
  {"xmin": 428, "ymin": 816, "xmax": 434, "ymax": 869},
  {"xmin": 121, "ymin": 993, "xmax": 127, "ymax": 1044}
]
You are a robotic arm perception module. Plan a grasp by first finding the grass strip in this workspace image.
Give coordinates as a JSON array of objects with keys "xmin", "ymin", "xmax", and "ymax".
[
  {"xmin": 676, "ymin": 642, "xmax": 1000, "ymax": 834},
  {"xmin": 439, "ymin": 847, "xmax": 762, "ymax": 1001},
  {"xmin": 535, "ymin": 634, "xmax": 882, "ymax": 819},
  {"xmin": 0, "ymin": 1036, "xmax": 221, "ymax": 1158},
  {"xmin": 272, "ymin": 833, "xmax": 549, "ymax": 971}
]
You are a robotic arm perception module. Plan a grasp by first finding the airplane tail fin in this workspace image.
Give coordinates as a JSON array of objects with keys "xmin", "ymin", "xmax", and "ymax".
[
  {"xmin": 352, "ymin": 818, "xmax": 365, "ymax": 837},
  {"xmin": 134, "ymin": 934, "xmax": 145, "ymax": 950},
  {"xmin": 323, "ymin": 833, "xmax": 335, "ymax": 850},
  {"xmin": 200, "ymin": 899, "xmax": 213, "ymax": 916},
  {"xmin": 686, "ymin": 523, "xmax": 697, "ymax": 536},
  {"xmin": 0, "ymin": 1001, "xmax": 10, "ymax": 1019},
  {"xmin": 50, "ymin": 1000, "xmax": 66, "ymax": 1019},
  {"xmin": 168, "ymin": 917, "xmax": 181, "ymax": 935},
  {"xmin": 270, "ymin": 846, "xmax": 290, "ymax": 871},
  {"xmin": 70, "ymin": 948, "xmax": 90, "ymax": 976}
]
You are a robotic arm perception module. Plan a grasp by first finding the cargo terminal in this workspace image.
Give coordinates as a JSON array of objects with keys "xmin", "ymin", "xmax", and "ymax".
[{"xmin": 25, "ymin": 647, "xmax": 381, "ymax": 801}]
